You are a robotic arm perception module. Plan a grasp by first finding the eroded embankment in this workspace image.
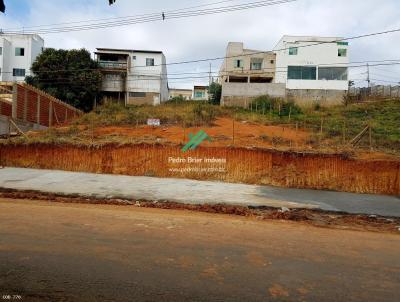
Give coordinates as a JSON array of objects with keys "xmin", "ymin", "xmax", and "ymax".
[{"xmin": 0, "ymin": 143, "xmax": 399, "ymax": 195}]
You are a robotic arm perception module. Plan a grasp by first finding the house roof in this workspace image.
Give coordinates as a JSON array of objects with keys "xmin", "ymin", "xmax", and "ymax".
[
  {"xmin": 273, "ymin": 35, "xmax": 344, "ymax": 49},
  {"xmin": 170, "ymin": 88, "xmax": 193, "ymax": 92},
  {"xmin": 96, "ymin": 48, "xmax": 163, "ymax": 54}
]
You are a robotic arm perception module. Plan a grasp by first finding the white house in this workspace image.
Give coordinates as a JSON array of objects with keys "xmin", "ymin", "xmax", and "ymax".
[
  {"xmin": 95, "ymin": 48, "xmax": 168, "ymax": 106},
  {"xmin": 274, "ymin": 35, "xmax": 349, "ymax": 95},
  {"xmin": 0, "ymin": 34, "xmax": 44, "ymax": 82}
]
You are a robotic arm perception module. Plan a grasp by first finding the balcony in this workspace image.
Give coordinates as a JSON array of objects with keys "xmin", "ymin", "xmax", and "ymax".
[{"xmin": 98, "ymin": 61, "xmax": 127, "ymax": 70}]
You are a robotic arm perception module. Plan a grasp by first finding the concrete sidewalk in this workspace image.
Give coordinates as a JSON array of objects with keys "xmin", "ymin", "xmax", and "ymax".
[{"xmin": 0, "ymin": 168, "xmax": 399, "ymax": 216}]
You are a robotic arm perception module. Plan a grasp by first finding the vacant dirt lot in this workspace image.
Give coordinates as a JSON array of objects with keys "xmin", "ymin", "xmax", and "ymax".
[
  {"xmin": 0, "ymin": 199, "xmax": 399, "ymax": 301},
  {"xmin": 72, "ymin": 117, "xmax": 311, "ymax": 148}
]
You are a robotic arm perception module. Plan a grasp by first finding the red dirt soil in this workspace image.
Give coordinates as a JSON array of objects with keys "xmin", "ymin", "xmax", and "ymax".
[{"xmin": 92, "ymin": 117, "xmax": 310, "ymax": 148}]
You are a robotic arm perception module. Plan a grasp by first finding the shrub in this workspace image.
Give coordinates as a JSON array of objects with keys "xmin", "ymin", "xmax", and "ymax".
[{"xmin": 250, "ymin": 95, "xmax": 302, "ymax": 116}]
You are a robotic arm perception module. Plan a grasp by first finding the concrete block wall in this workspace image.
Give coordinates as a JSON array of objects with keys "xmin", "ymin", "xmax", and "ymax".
[
  {"xmin": 221, "ymin": 83, "xmax": 286, "ymax": 107},
  {"xmin": 286, "ymin": 89, "xmax": 346, "ymax": 106}
]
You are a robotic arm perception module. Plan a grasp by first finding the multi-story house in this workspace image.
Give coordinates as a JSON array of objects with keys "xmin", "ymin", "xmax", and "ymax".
[
  {"xmin": 219, "ymin": 42, "xmax": 276, "ymax": 84},
  {"xmin": 95, "ymin": 48, "xmax": 168, "ymax": 106},
  {"xmin": 219, "ymin": 42, "xmax": 285, "ymax": 107},
  {"xmin": 0, "ymin": 34, "xmax": 44, "ymax": 82},
  {"xmin": 274, "ymin": 35, "xmax": 349, "ymax": 104}
]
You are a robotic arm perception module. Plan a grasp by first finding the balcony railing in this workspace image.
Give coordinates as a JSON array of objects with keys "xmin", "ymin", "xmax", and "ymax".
[{"xmin": 98, "ymin": 61, "xmax": 127, "ymax": 70}]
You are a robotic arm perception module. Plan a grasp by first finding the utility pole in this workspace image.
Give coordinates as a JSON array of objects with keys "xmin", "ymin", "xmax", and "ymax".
[
  {"xmin": 209, "ymin": 63, "xmax": 212, "ymax": 87},
  {"xmin": 208, "ymin": 63, "xmax": 212, "ymax": 102},
  {"xmin": 367, "ymin": 63, "xmax": 370, "ymax": 88}
]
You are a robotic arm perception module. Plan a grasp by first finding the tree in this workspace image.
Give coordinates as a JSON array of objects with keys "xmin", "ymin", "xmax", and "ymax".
[
  {"xmin": 208, "ymin": 82, "xmax": 222, "ymax": 105},
  {"xmin": 26, "ymin": 48, "xmax": 102, "ymax": 112},
  {"xmin": 109, "ymin": 0, "xmax": 116, "ymax": 5},
  {"xmin": 0, "ymin": 0, "xmax": 5, "ymax": 13}
]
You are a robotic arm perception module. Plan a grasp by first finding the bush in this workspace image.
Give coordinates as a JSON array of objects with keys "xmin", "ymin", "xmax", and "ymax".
[
  {"xmin": 167, "ymin": 96, "xmax": 187, "ymax": 104},
  {"xmin": 250, "ymin": 95, "xmax": 302, "ymax": 116}
]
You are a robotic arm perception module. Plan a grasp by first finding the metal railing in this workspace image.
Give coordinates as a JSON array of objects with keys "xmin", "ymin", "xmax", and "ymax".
[{"xmin": 98, "ymin": 61, "xmax": 127, "ymax": 70}]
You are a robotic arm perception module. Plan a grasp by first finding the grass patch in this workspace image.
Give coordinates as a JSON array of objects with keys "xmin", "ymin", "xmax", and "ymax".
[{"xmin": 75, "ymin": 100, "xmax": 225, "ymax": 128}]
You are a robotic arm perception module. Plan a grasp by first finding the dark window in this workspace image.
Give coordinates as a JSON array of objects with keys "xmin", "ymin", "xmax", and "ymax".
[
  {"xmin": 146, "ymin": 58, "xmax": 155, "ymax": 66},
  {"xmin": 270, "ymin": 60, "xmax": 274, "ymax": 64},
  {"xmin": 250, "ymin": 58, "xmax": 263, "ymax": 70},
  {"xmin": 234, "ymin": 59, "xmax": 243, "ymax": 68},
  {"xmin": 13, "ymin": 68, "xmax": 26, "ymax": 77},
  {"xmin": 338, "ymin": 48, "xmax": 347, "ymax": 57},
  {"xmin": 287, "ymin": 66, "xmax": 316, "ymax": 80},
  {"xmin": 289, "ymin": 47, "xmax": 298, "ymax": 55},
  {"xmin": 318, "ymin": 67, "xmax": 348, "ymax": 80},
  {"xmin": 0, "ymin": 47, "xmax": 2, "ymax": 55},
  {"xmin": 129, "ymin": 92, "xmax": 146, "ymax": 98},
  {"xmin": 15, "ymin": 47, "xmax": 25, "ymax": 56}
]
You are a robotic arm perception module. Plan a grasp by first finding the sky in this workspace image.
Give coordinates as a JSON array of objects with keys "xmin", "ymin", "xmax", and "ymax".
[{"xmin": 0, "ymin": 0, "xmax": 399, "ymax": 88}]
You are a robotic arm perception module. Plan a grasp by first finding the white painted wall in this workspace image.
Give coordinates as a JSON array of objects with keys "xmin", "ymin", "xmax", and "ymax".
[
  {"xmin": 126, "ymin": 51, "xmax": 168, "ymax": 103},
  {"xmin": 0, "ymin": 34, "xmax": 44, "ymax": 82},
  {"xmin": 274, "ymin": 36, "xmax": 349, "ymax": 90}
]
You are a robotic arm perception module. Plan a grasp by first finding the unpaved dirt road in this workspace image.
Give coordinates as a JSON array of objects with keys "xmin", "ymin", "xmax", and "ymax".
[{"xmin": 0, "ymin": 199, "xmax": 399, "ymax": 302}]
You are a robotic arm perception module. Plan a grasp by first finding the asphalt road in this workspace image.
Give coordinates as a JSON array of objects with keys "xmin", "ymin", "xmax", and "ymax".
[
  {"xmin": 0, "ymin": 168, "xmax": 399, "ymax": 216},
  {"xmin": 0, "ymin": 199, "xmax": 399, "ymax": 302}
]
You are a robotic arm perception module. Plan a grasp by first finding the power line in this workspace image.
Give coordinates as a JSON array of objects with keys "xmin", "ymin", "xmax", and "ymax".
[
  {"xmin": 2, "ymin": 0, "xmax": 297, "ymax": 35},
  {"xmin": 370, "ymin": 78, "xmax": 400, "ymax": 84},
  {"xmin": 4, "ymin": 58, "xmax": 398, "ymax": 76},
  {"xmin": 1, "ymin": 0, "xmax": 240, "ymax": 31},
  {"xmin": 28, "ymin": 61, "xmax": 400, "ymax": 85}
]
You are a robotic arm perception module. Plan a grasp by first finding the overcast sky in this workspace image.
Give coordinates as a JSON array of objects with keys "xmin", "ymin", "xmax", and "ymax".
[{"xmin": 1, "ymin": 0, "xmax": 399, "ymax": 88}]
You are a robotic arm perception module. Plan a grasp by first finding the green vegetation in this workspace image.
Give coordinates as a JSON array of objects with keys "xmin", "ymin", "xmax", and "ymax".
[
  {"xmin": 5, "ymin": 96, "xmax": 399, "ymax": 153},
  {"xmin": 234, "ymin": 97, "xmax": 400, "ymax": 151},
  {"xmin": 208, "ymin": 82, "xmax": 222, "ymax": 105},
  {"xmin": 76, "ymin": 100, "xmax": 224, "ymax": 128},
  {"xmin": 26, "ymin": 48, "xmax": 102, "ymax": 112}
]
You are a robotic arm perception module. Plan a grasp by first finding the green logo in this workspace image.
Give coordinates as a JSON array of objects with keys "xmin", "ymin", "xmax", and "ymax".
[{"xmin": 182, "ymin": 130, "xmax": 212, "ymax": 152}]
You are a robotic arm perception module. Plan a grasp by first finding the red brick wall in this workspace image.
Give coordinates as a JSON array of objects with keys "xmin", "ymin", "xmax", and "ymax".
[
  {"xmin": 0, "ymin": 100, "xmax": 12, "ymax": 116},
  {"xmin": 16, "ymin": 86, "xmax": 25, "ymax": 120},
  {"xmin": 11, "ymin": 84, "xmax": 82, "ymax": 127},
  {"xmin": 39, "ymin": 97, "xmax": 50, "ymax": 126},
  {"xmin": 27, "ymin": 90, "xmax": 38, "ymax": 124}
]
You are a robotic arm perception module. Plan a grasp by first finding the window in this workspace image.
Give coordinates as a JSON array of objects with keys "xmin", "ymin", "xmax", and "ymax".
[
  {"xmin": 0, "ymin": 47, "xmax": 2, "ymax": 55},
  {"xmin": 234, "ymin": 59, "xmax": 243, "ymax": 68},
  {"xmin": 270, "ymin": 60, "xmax": 274, "ymax": 64},
  {"xmin": 195, "ymin": 91, "xmax": 205, "ymax": 98},
  {"xmin": 129, "ymin": 92, "xmax": 146, "ymax": 98},
  {"xmin": 15, "ymin": 47, "xmax": 25, "ymax": 56},
  {"xmin": 132, "ymin": 56, "xmax": 136, "ymax": 60},
  {"xmin": 13, "ymin": 68, "xmax": 26, "ymax": 77},
  {"xmin": 338, "ymin": 48, "xmax": 347, "ymax": 57},
  {"xmin": 318, "ymin": 67, "xmax": 348, "ymax": 81},
  {"xmin": 289, "ymin": 47, "xmax": 298, "ymax": 55},
  {"xmin": 287, "ymin": 66, "xmax": 316, "ymax": 80},
  {"xmin": 251, "ymin": 62, "xmax": 262, "ymax": 70},
  {"xmin": 337, "ymin": 42, "xmax": 349, "ymax": 46},
  {"xmin": 146, "ymin": 58, "xmax": 155, "ymax": 66},
  {"xmin": 250, "ymin": 58, "xmax": 263, "ymax": 70}
]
